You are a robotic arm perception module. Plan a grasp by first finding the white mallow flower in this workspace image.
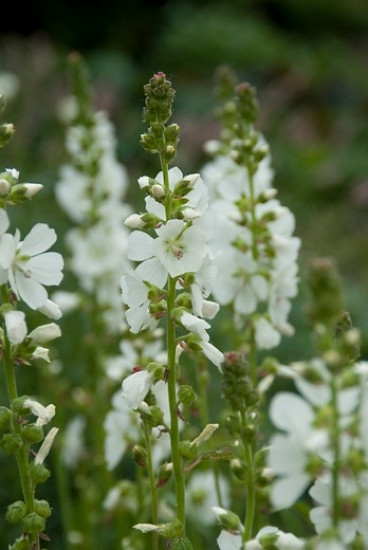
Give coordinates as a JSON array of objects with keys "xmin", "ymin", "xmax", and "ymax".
[
  {"xmin": 121, "ymin": 266, "xmax": 158, "ymax": 334},
  {"xmin": 24, "ymin": 398, "xmax": 56, "ymax": 426},
  {"xmin": 4, "ymin": 223, "xmax": 63, "ymax": 309},
  {"xmin": 3, "ymin": 310, "xmax": 27, "ymax": 344},
  {"xmin": 122, "ymin": 369, "xmax": 154, "ymax": 409},
  {"xmin": 267, "ymin": 391, "xmax": 329, "ymax": 510},
  {"xmin": 128, "ymin": 219, "xmax": 209, "ymax": 285},
  {"xmin": 254, "ymin": 317, "xmax": 281, "ymax": 350}
]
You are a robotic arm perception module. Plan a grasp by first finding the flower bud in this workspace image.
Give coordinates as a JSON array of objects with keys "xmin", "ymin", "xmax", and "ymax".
[
  {"xmin": 151, "ymin": 183, "xmax": 166, "ymax": 199},
  {"xmin": 212, "ymin": 506, "xmax": 242, "ymax": 531},
  {"xmin": 138, "ymin": 404, "xmax": 164, "ymax": 427},
  {"xmin": 22, "ymin": 423, "xmax": 44, "ymax": 444},
  {"xmin": 34, "ymin": 499, "xmax": 51, "ymax": 518},
  {"xmin": 30, "ymin": 462, "xmax": 51, "ymax": 484},
  {"xmin": 0, "ymin": 433, "xmax": 23, "ymax": 454},
  {"xmin": 3, "ymin": 310, "xmax": 27, "ymax": 344},
  {"xmin": 0, "ymin": 122, "xmax": 15, "ymax": 147},
  {"xmin": 157, "ymin": 462, "xmax": 173, "ymax": 487},
  {"xmin": 0, "ymin": 178, "xmax": 10, "ymax": 195},
  {"xmin": 0, "ymin": 406, "xmax": 12, "ymax": 429},
  {"xmin": 179, "ymin": 440, "xmax": 197, "ymax": 460},
  {"xmin": 163, "ymin": 144, "xmax": 176, "ymax": 163},
  {"xmin": 21, "ymin": 511, "xmax": 46, "ymax": 535},
  {"xmin": 124, "ymin": 213, "xmax": 146, "ymax": 229},
  {"xmin": 6, "ymin": 501, "xmax": 27, "ymax": 524},
  {"xmin": 132, "ymin": 444, "xmax": 147, "ymax": 467},
  {"xmin": 177, "ymin": 385, "xmax": 196, "ymax": 406},
  {"xmin": 230, "ymin": 458, "xmax": 247, "ymax": 481},
  {"xmin": 191, "ymin": 423, "xmax": 219, "ymax": 447}
]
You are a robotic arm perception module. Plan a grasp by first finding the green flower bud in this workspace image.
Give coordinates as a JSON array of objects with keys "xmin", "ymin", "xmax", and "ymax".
[
  {"xmin": 212, "ymin": 506, "xmax": 242, "ymax": 531},
  {"xmin": 177, "ymin": 385, "xmax": 196, "ymax": 406},
  {"xmin": 306, "ymin": 257, "xmax": 344, "ymax": 327},
  {"xmin": 139, "ymin": 404, "xmax": 164, "ymax": 427},
  {"xmin": 157, "ymin": 462, "xmax": 173, "ymax": 487},
  {"xmin": 171, "ymin": 536, "xmax": 194, "ymax": 550},
  {"xmin": 163, "ymin": 144, "xmax": 176, "ymax": 163},
  {"xmin": 132, "ymin": 445, "xmax": 147, "ymax": 468},
  {"xmin": 0, "ymin": 122, "xmax": 15, "ymax": 147},
  {"xmin": 34, "ymin": 499, "xmax": 51, "ymax": 518},
  {"xmin": 30, "ymin": 462, "xmax": 51, "ymax": 484},
  {"xmin": 160, "ymin": 518, "xmax": 183, "ymax": 539},
  {"xmin": 230, "ymin": 458, "xmax": 247, "ymax": 481},
  {"xmin": 22, "ymin": 424, "xmax": 44, "ymax": 444},
  {"xmin": 6, "ymin": 500, "xmax": 27, "ymax": 524},
  {"xmin": 179, "ymin": 440, "xmax": 197, "ymax": 460},
  {"xmin": 21, "ymin": 512, "xmax": 46, "ymax": 535},
  {"xmin": 225, "ymin": 413, "xmax": 241, "ymax": 436},
  {"xmin": 11, "ymin": 395, "xmax": 30, "ymax": 416},
  {"xmin": 0, "ymin": 433, "xmax": 23, "ymax": 454},
  {"xmin": 221, "ymin": 352, "xmax": 254, "ymax": 411},
  {"xmin": 0, "ymin": 406, "xmax": 12, "ymax": 429}
]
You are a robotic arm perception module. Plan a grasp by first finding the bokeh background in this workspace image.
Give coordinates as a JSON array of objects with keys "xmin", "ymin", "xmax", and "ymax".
[{"xmin": 0, "ymin": 0, "xmax": 368, "ymax": 545}]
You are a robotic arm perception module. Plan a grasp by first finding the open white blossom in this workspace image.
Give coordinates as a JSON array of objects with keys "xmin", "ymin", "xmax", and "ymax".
[{"xmin": 3, "ymin": 223, "xmax": 64, "ymax": 310}]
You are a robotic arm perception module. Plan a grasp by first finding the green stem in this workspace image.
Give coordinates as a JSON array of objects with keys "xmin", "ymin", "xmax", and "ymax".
[
  {"xmin": 330, "ymin": 374, "xmax": 340, "ymax": 528},
  {"xmin": 160, "ymin": 154, "xmax": 186, "ymax": 528},
  {"xmin": 240, "ymin": 410, "xmax": 256, "ymax": 542},
  {"xmin": 167, "ymin": 275, "xmax": 186, "ymax": 526},
  {"xmin": 143, "ymin": 421, "xmax": 159, "ymax": 550},
  {"xmin": 248, "ymin": 167, "xmax": 259, "ymax": 263}
]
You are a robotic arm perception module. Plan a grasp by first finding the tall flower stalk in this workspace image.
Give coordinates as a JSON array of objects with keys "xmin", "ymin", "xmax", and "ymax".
[
  {"xmin": 0, "ymin": 95, "xmax": 63, "ymax": 549},
  {"xmin": 121, "ymin": 72, "xmax": 223, "ymax": 548}
]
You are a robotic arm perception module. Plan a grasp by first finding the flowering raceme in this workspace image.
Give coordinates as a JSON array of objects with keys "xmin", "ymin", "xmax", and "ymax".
[{"xmin": 201, "ymin": 78, "xmax": 300, "ymax": 350}]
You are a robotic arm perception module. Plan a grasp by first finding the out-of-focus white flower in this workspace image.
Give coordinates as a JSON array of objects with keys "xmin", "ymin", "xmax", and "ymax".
[
  {"xmin": 186, "ymin": 469, "xmax": 230, "ymax": 525},
  {"xmin": 3, "ymin": 309, "xmax": 27, "ymax": 344},
  {"xmin": 61, "ymin": 415, "xmax": 86, "ymax": 468},
  {"xmin": 267, "ymin": 392, "xmax": 329, "ymax": 509}
]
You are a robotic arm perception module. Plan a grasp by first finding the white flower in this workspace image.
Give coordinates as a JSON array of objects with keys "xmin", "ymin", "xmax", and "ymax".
[
  {"xmin": 122, "ymin": 369, "xmax": 154, "ymax": 409},
  {"xmin": 24, "ymin": 398, "xmax": 56, "ymax": 426},
  {"xmin": 267, "ymin": 392, "xmax": 329, "ymax": 509},
  {"xmin": 5, "ymin": 223, "xmax": 64, "ymax": 309},
  {"xmin": 186, "ymin": 469, "xmax": 230, "ymax": 525},
  {"xmin": 3, "ymin": 310, "xmax": 27, "ymax": 344},
  {"xmin": 61, "ymin": 415, "xmax": 86, "ymax": 468},
  {"xmin": 27, "ymin": 323, "xmax": 61, "ymax": 345},
  {"xmin": 128, "ymin": 219, "xmax": 208, "ymax": 284},
  {"xmin": 217, "ymin": 530, "xmax": 242, "ymax": 550}
]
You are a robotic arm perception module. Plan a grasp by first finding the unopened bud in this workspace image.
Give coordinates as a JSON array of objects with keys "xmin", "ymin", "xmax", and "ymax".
[
  {"xmin": 124, "ymin": 213, "xmax": 146, "ymax": 229},
  {"xmin": 151, "ymin": 183, "xmax": 166, "ymax": 199},
  {"xmin": 21, "ymin": 511, "xmax": 46, "ymax": 535},
  {"xmin": 212, "ymin": 506, "xmax": 242, "ymax": 531},
  {"xmin": 177, "ymin": 385, "xmax": 196, "ymax": 406},
  {"xmin": 6, "ymin": 501, "xmax": 27, "ymax": 524}
]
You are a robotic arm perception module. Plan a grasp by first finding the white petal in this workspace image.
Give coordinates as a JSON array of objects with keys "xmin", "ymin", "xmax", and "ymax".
[
  {"xmin": 127, "ymin": 231, "xmax": 154, "ymax": 261},
  {"xmin": 122, "ymin": 370, "xmax": 154, "ymax": 409},
  {"xmin": 135, "ymin": 257, "xmax": 167, "ymax": 287},
  {"xmin": 26, "ymin": 252, "xmax": 64, "ymax": 285},
  {"xmin": 0, "ymin": 209, "xmax": 10, "ymax": 233},
  {"xmin": 269, "ymin": 392, "xmax": 313, "ymax": 434},
  {"xmin": 217, "ymin": 530, "xmax": 242, "ymax": 550},
  {"xmin": 270, "ymin": 474, "xmax": 310, "ymax": 509},
  {"xmin": 21, "ymin": 224, "xmax": 57, "ymax": 256},
  {"xmin": 14, "ymin": 271, "xmax": 48, "ymax": 308}
]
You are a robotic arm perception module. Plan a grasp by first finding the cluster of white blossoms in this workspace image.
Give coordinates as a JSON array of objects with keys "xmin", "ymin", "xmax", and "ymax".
[
  {"xmin": 267, "ymin": 359, "xmax": 368, "ymax": 545},
  {"xmin": 55, "ymin": 90, "xmax": 131, "ymax": 332},
  {"xmin": 201, "ymin": 136, "xmax": 300, "ymax": 350},
  {"xmin": 200, "ymin": 76, "xmax": 300, "ymax": 350},
  {"xmin": 0, "ymin": 184, "xmax": 63, "ymax": 318},
  {"xmin": 122, "ymin": 165, "xmax": 223, "ymax": 368}
]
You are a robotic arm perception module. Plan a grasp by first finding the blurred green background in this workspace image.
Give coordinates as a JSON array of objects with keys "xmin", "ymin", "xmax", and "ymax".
[{"xmin": 0, "ymin": 0, "xmax": 368, "ymax": 544}]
